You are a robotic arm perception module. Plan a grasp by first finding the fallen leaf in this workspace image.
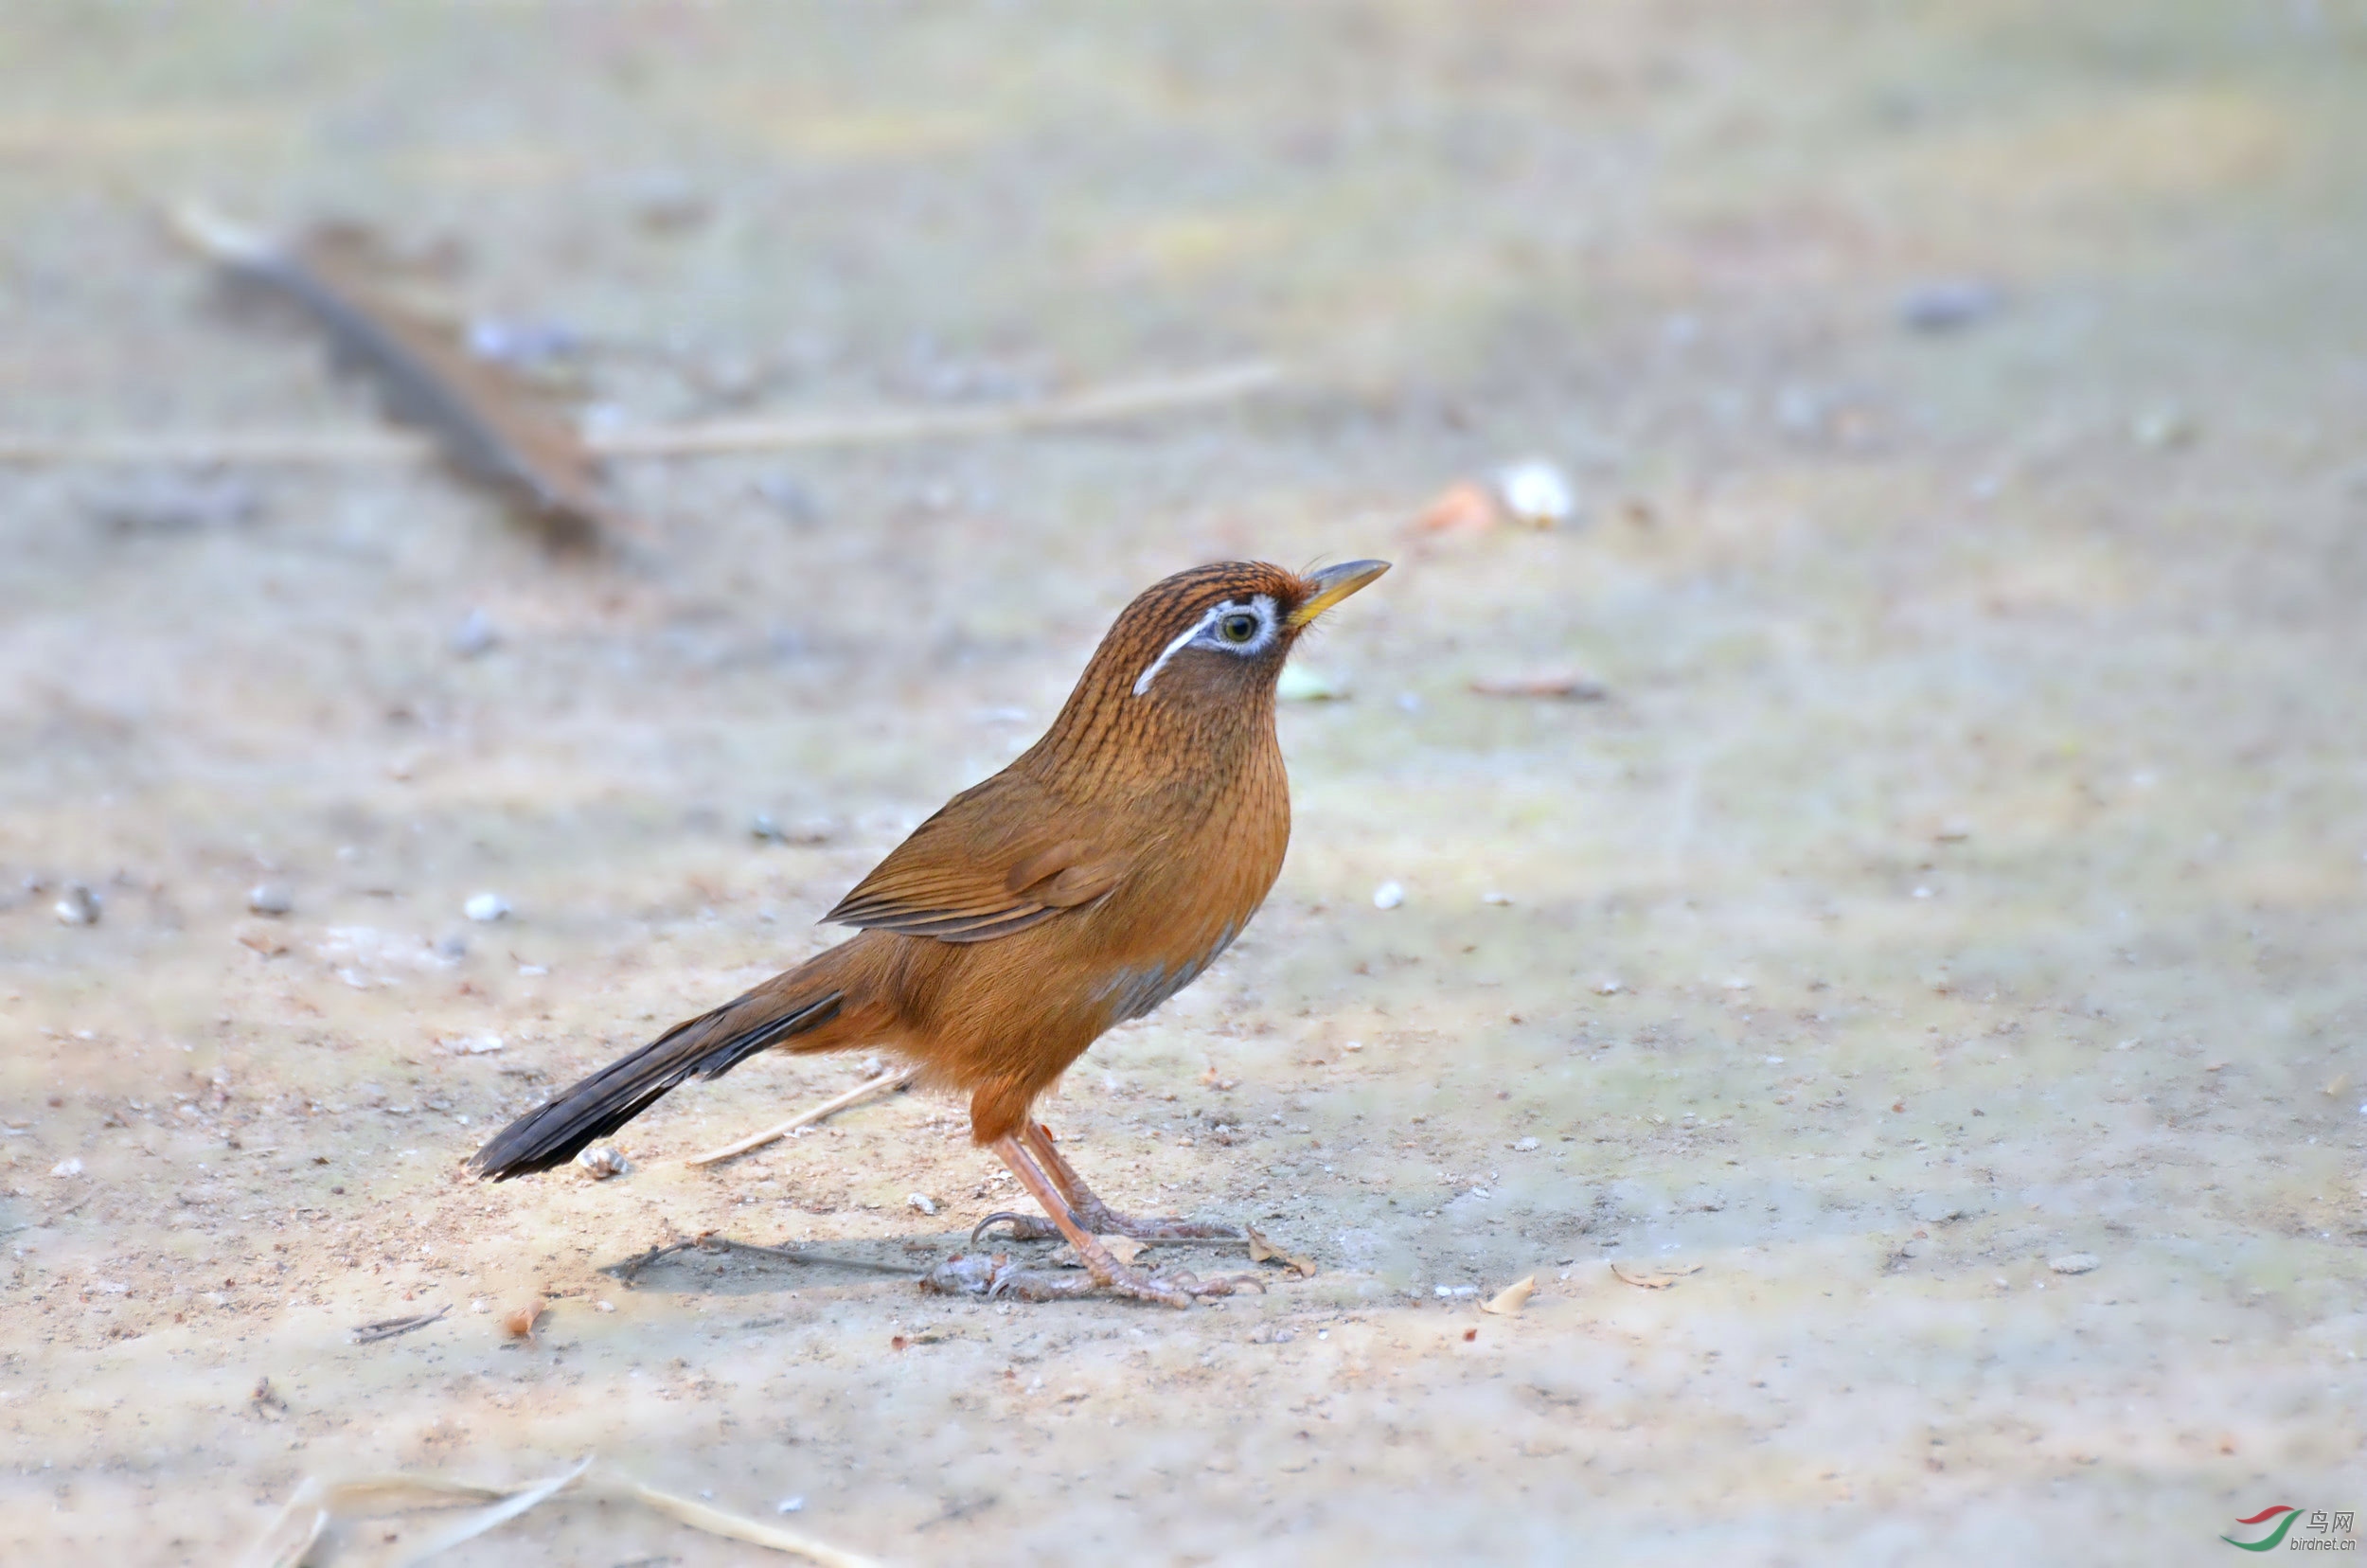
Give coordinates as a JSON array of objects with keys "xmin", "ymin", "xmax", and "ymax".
[
  {"xmin": 1479, "ymin": 1275, "xmax": 1537, "ymax": 1316},
  {"xmin": 1468, "ymin": 671, "xmax": 1610, "ymax": 701},
  {"xmin": 1412, "ymin": 479, "xmax": 1501, "ymax": 535},
  {"xmin": 1244, "ymin": 1224, "xmax": 1318, "ymax": 1277},
  {"xmin": 1097, "ymin": 1235, "xmax": 1147, "ymax": 1268},
  {"xmin": 1611, "ymin": 1261, "xmax": 1702, "ymax": 1290}
]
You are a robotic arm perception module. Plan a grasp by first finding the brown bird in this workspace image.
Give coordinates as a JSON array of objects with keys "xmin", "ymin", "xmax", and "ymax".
[{"xmin": 469, "ymin": 558, "xmax": 1389, "ymax": 1306}]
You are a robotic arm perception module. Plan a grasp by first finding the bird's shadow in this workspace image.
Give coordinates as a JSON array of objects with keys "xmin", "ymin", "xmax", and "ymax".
[{"xmin": 600, "ymin": 1230, "xmax": 974, "ymax": 1297}]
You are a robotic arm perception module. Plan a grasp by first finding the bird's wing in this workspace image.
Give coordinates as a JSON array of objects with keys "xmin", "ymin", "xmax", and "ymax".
[{"xmin": 823, "ymin": 775, "xmax": 1127, "ymax": 942}]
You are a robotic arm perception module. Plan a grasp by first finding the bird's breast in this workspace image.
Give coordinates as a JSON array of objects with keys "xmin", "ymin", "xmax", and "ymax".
[{"xmin": 1078, "ymin": 747, "xmax": 1289, "ymax": 1027}]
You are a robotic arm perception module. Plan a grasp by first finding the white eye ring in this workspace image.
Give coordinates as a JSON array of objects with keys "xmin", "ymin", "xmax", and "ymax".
[{"xmin": 1132, "ymin": 595, "xmax": 1279, "ymax": 694}]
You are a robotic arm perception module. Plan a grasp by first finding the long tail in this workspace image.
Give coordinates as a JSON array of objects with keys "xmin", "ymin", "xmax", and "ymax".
[{"xmin": 469, "ymin": 959, "xmax": 860, "ymax": 1181}]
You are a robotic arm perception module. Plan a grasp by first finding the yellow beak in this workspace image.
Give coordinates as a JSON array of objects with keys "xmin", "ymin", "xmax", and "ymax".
[{"xmin": 1288, "ymin": 560, "xmax": 1391, "ymax": 627}]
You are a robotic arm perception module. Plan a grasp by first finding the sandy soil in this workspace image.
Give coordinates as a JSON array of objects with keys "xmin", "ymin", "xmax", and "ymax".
[{"xmin": 4, "ymin": 2, "xmax": 2366, "ymax": 1562}]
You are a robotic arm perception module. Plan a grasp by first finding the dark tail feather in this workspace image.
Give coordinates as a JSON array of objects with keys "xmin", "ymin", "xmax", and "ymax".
[{"xmin": 468, "ymin": 988, "xmax": 843, "ymax": 1180}]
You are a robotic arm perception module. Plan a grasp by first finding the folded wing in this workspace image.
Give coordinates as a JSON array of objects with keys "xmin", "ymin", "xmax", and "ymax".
[{"xmin": 824, "ymin": 774, "xmax": 1126, "ymax": 941}]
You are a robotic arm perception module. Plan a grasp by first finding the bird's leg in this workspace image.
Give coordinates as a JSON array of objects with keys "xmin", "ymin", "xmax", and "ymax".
[
  {"xmin": 1023, "ymin": 1121, "xmax": 1240, "ymax": 1240},
  {"xmin": 981, "ymin": 1135, "xmax": 1194, "ymax": 1308},
  {"xmin": 970, "ymin": 1120, "xmax": 1239, "ymax": 1243}
]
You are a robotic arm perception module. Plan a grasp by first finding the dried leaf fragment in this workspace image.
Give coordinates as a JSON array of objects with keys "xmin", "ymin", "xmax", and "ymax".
[
  {"xmin": 1611, "ymin": 1261, "xmax": 1701, "ymax": 1290},
  {"xmin": 1413, "ymin": 479, "xmax": 1502, "ymax": 535},
  {"xmin": 1244, "ymin": 1224, "xmax": 1317, "ymax": 1277},
  {"xmin": 1097, "ymin": 1235, "xmax": 1147, "ymax": 1268},
  {"xmin": 1479, "ymin": 1274, "xmax": 1536, "ymax": 1316}
]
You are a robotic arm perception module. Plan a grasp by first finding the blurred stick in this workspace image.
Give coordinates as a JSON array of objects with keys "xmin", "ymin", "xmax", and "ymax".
[
  {"xmin": 240, "ymin": 1457, "xmax": 881, "ymax": 1568},
  {"xmin": 595, "ymin": 360, "xmax": 1285, "ymax": 455},
  {"xmin": 685, "ymin": 1066, "xmax": 916, "ymax": 1167},
  {"xmin": 0, "ymin": 365, "xmax": 1286, "ymax": 466},
  {"xmin": 160, "ymin": 201, "xmax": 635, "ymax": 546}
]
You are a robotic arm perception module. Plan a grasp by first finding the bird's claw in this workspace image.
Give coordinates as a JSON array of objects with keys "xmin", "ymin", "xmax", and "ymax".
[
  {"xmin": 1069, "ymin": 1205, "xmax": 1239, "ymax": 1241},
  {"xmin": 971, "ymin": 1210, "xmax": 1063, "ymax": 1244},
  {"xmin": 921, "ymin": 1251, "xmax": 1097, "ymax": 1301},
  {"xmin": 920, "ymin": 1250, "xmax": 1236, "ymax": 1309}
]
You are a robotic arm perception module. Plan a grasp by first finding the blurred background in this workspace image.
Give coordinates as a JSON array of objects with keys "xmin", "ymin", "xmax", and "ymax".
[{"xmin": 3, "ymin": 3, "xmax": 2364, "ymax": 1562}]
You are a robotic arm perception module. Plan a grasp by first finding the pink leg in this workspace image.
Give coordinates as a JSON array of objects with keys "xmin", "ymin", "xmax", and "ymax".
[
  {"xmin": 972, "ymin": 1121, "xmax": 1240, "ymax": 1243},
  {"xmin": 983, "ymin": 1134, "xmax": 1193, "ymax": 1309}
]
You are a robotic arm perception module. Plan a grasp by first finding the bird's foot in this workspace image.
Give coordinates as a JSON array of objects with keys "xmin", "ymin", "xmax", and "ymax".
[
  {"xmin": 1093, "ymin": 1256, "xmax": 1196, "ymax": 1310},
  {"xmin": 920, "ymin": 1250, "xmax": 1250, "ymax": 1309},
  {"xmin": 920, "ymin": 1251, "xmax": 1099, "ymax": 1302},
  {"xmin": 970, "ymin": 1204, "xmax": 1237, "ymax": 1245},
  {"xmin": 970, "ymin": 1210, "xmax": 1063, "ymax": 1244},
  {"xmin": 1077, "ymin": 1203, "xmax": 1241, "ymax": 1241}
]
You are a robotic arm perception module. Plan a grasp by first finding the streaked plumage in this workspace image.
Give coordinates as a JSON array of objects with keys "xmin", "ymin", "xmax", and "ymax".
[{"xmin": 470, "ymin": 558, "xmax": 1388, "ymax": 1306}]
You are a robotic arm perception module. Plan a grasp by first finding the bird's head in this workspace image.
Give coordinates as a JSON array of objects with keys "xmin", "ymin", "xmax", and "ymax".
[
  {"xmin": 1031, "ymin": 560, "xmax": 1390, "ymax": 769},
  {"xmin": 1105, "ymin": 559, "xmax": 1391, "ymax": 705}
]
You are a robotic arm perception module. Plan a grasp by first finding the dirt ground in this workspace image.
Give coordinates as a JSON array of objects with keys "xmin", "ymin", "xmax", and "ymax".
[{"xmin": 5, "ymin": 2, "xmax": 2366, "ymax": 1562}]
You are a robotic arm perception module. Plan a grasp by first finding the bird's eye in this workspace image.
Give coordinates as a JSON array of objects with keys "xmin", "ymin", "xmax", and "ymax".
[{"xmin": 1217, "ymin": 612, "xmax": 1260, "ymax": 645}]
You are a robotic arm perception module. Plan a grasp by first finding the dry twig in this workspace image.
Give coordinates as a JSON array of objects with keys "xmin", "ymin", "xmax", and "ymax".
[
  {"xmin": 350, "ymin": 1302, "xmax": 451, "ymax": 1344},
  {"xmin": 240, "ymin": 1456, "xmax": 881, "ymax": 1568},
  {"xmin": 164, "ymin": 203, "xmax": 635, "ymax": 547},
  {"xmin": 685, "ymin": 1066, "xmax": 917, "ymax": 1167}
]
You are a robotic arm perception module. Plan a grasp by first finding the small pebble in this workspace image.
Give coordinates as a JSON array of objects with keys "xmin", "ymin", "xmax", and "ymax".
[
  {"xmin": 50, "ymin": 1157, "xmax": 82, "ymax": 1177},
  {"xmin": 466, "ymin": 317, "xmax": 579, "ymax": 366},
  {"xmin": 1482, "ymin": 890, "xmax": 1512, "ymax": 905},
  {"xmin": 449, "ymin": 608, "xmax": 499, "ymax": 658},
  {"xmin": 1513, "ymin": 1135, "xmax": 1539, "ymax": 1151},
  {"xmin": 1372, "ymin": 881, "xmax": 1405, "ymax": 911},
  {"xmin": 753, "ymin": 473, "xmax": 820, "ymax": 524},
  {"xmin": 631, "ymin": 171, "xmax": 711, "ymax": 231},
  {"xmin": 907, "ymin": 1193, "xmax": 939, "ymax": 1216},
  {"xmin": 1896, "ymin": 278, "xmax": 2002, "ymax": 333},
  {"xmin": 577, "ymin": 1147, "xmax": 629, "ymax": 1180},
  {"xmin": 2131, "ymin": 407, "xmax": 2197, "ymax": 449},
  {"xmin": 86, "ymin": 473, "xmax": 260, "ymax": 534},
  {"xmin": 246, "ymin": 883, "xmax": 294, "ymax": 917},
  {"xmin": 52, "ymin": 883, "xmax": 101, "ymax": 926},
  {"xmin": 2049, "ymin": 1254, "xmax": 2099, "ymax": 1275},
  {"xmin": 1494, "ymin": 459, "xmax": 1576, "ymax": 527},
  {"xmin": 776, "ymin": 1497, "xmax": 805, "ymax": 1514},
  {"xmin": 1594, "ymin": 978, "xmax": 1623, "ymax": 995},
  {"xmin": 464, "ymin": 892, "xmax": 510, "ymax": 923}
]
